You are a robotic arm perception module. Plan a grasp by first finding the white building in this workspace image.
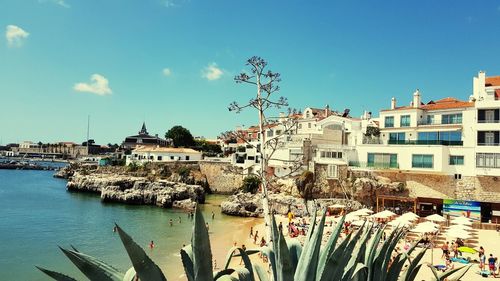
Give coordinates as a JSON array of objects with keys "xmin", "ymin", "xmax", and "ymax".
[
  {"xmin": 126, "ymin": 146, "xmax": 202, "ymax": 165},
  {"xmin": 355, "ymin": 71, "xmax": 500, "ymax": 177}
]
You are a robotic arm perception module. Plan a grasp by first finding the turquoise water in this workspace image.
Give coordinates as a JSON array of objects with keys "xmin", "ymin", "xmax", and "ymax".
[{"xmin": 0, "ymin": 169, "xmax": 259, "ymax": 280}]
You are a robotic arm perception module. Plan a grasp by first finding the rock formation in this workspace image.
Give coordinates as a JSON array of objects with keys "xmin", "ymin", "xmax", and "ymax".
[{"xmin": 66, "ymin": 172, "xmax": 205, "ymax": 210}]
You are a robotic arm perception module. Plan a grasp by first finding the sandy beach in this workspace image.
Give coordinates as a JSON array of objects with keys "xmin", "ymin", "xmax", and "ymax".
[{"xmin": 236, "ymin": 214, "xmax": 500, "ymax": 281}]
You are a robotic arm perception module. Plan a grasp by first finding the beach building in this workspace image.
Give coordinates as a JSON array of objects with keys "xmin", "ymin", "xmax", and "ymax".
[
  {"xmin": 126, "ymin": 145, "xmax": 202, "ymax": 165},
  {"xmin": 121, "ymin": 122, "xmax": 172, "ymax": 150}
]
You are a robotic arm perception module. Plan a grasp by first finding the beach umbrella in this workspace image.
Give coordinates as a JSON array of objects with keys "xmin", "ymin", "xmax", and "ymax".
[
  {"xmin": 351, "ymin": 220, "xmax": 365, "ymax": 227},
  {"xmin": 445, "ymin": 229, "xmax": 471, "ymax": 239},
  {"xmin": 457, "ymin": 246, "xmax": 477, "ymax": 254},
  {"xmin": 329, "ymin": 204, "xmax": 345, "ymax": 209},
  {"xmin": 448, "ymin": 224, "xmax": 474, "ymax": 231},
  {"xmin": 349, "ymin": 208, "xmax": 373, "ymax": 216},
  {"xmin": 410, "ymin": 222, "xmax": 439, "ymax": 233},
  {"xmin": 400, "ymin": 212, "xmax": 419, "ymax": 221},
  {"xmin": 388, "ymin": 219, "xmax": 412, "ymax": 227},
  {"xmin": 370, "ymin": 210, "xmax": 396, "ymax": 219},
  {"xmin": 426, "ymin": 214, "xmax": 446, "ymax": 222}
]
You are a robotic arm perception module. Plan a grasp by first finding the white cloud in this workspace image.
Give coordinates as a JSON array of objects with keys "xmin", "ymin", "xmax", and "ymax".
[
  {"xmin": 74, "ymin": 74, "xmax": 112, "ymax": 96},
  {"xmin": 38, "ymin": 0, "xmax": 70, "ymax": 8},
  {"xmin": 202, "ymin": 63, "xmax": 223, "ymax": 81},
  {"xmin": 5, "ymin": 25, "xmax": 29, "ymax": 47},
  {"xmin": 163, "ymin": 0, "xmax": 188, "ymax": 8},
  {"xmin": 162, "ymin": 68, "xmax": 172, "ymax": 76}
]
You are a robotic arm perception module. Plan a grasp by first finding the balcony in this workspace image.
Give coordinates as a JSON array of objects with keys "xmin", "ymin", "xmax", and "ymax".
[
  {"xmin": 417, "ymin": 120, "xmax": 462, "ymax": 126},
  {"xmin": 388, "ymin": 140, "xmax": 463, "ymax": 146},
  {"xmin": 478, "ymin": 119, "xmax": 500, "ymax": 123},
  {"xmin": 477, "ymin": 143, "xmax": 500, "ymax": 146},
  {"xmin": 349, "ymin": 161, "xmax": 399, "ymax": 169}
]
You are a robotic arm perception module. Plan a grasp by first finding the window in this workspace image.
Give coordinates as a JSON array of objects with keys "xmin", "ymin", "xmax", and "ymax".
[
  {"xmin": 170, "ymin": 156, "xmax": 174, "ymax": 160},
  {"xmin": 441, "ymin": 113, "xmax": 462, "ymax": 124},
  {"xmin": 298, "ymin": 124, "xmax": 302, "ymax": 129},
  {"xmin": 149, "ymin": 155, "xmax": 153, "ymax": 160},
  {"xmin": 157, "ymin": 156, "xmax": 162, "ymax": 161},
  {"xmin": 320, "ymin": 151, "xmax": 342, "ymax": 159},
  {"xmin": 389, "ymin": 132, "xmax": 405, "ymax": 144},
  {"xmin": 454, "ymin": 174, "xmax": 462, "ymax": 180},
  {"xmin": 412, "ymin": 154, "xmax": 433, "ymax": 168},
  {"xmin": 367, "ymin": 153, "xmax": 398, "ymax": 168},
  {"xmin": 267, "ymin": 130, "xmax": 273, "ymax": 137},
  {"xmin": 186, "ymin": 156, "xmax": 190, "ymax": 161},
  {"xmin": 476, "ymin": 153, "xmax": 500, "ymax": 168},
  {"xmin": 308, "ymin": 123, "xmax": 312, "ymax": 129},
  {"xmin": 426, "ymin": 115, "xmax": 435, "ymax": 125},
  {"xmin": 276, "ymin": 130, "xmax": 282, "ymax": 135},
  {"xmin": 384, "ymin": 116, "xmax": 394, "ymax": 128},
  {"xmin": 485, "ymin": 110, "xmax": 495, "ymax": 122},
  {"xmin": 418, "ymin": 131, "xmax": 462, "ymax": 144},
  {"xmin": 449, "ymin": 155, "xmax": 464, "ymax": 165},
  {"xmin": 327, "ymin": 165, "xmax": 338, "ymax": 178},
  {"xmin": 485, "ymin": 132, "xmax": 495, "ymax": 145},
  {"xmin": 400, "ymin": 115, "xmax": 411, "ymax": 127}
]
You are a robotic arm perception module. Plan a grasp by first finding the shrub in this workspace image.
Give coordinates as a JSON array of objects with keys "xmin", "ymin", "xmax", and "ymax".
[{"xmin": 241, "ymin": 175, "xmax": 261, "ymax": 194}]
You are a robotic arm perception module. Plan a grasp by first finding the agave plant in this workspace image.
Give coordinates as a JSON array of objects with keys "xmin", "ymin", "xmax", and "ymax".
[{"xmin": 37, "ymin": 205, "xmax": 471, "ymax": 281}]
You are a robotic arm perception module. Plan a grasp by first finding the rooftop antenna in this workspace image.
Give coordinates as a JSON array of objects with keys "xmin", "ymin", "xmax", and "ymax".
[{"xmin": 87, "ymin": 115, "xmax": 90, "ymax": 155}]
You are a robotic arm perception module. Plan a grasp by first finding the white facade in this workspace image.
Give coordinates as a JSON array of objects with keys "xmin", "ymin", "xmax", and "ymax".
[
  {"xmin": 126, "ymin": 146, "xmax": 202, "ymax": 165},
  {"xmin": 356, "ymin": 71, "xmax": 500, "ymax": 177}
]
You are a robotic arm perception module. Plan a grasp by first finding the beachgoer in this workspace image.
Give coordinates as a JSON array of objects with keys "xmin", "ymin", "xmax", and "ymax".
[
  {"xmin": 212, "ymin": 211, "xmax": 215, "ymax": 220},
  {"xmin": 441, "ymin": 242, "xmax": 449, "ymax": 259},
  {"xmin": 169, "ymin": 219, "xmax": 173, "ymax": 227},
  {"xmin": 452, "ymin": 242, "xmax": 458, "ymax": 258},
  {"xmin": 249, "ymin": 226, "xmax": 253, "ymax": 238},
  {"xmin": 488, "ymin": 254, "xmax": 496, "ymax": 277},
  {"xmin": 113, "ymin": 226, "xmax": 117, "ymax": 233},
  {"xmin": 254, "ymin": 231, "xmax": 259, "ymax": 244},
  {"xmin": 278, "ymin": 222, "xmax": 283, "ymax": 233},
  {"xmin": 149, "ymin": 241, "xmax": 155, "ymax": 249},
  {"xmin": 287, "ymin": 211, "xmax": 293, "ymax": 224},
  {"xmin": 445, "ymin": 257, "xmax": 454, "ymax": 271},
  {"xmin": 239, "ymin": 244, "xmax": 246, "ymax": 265},
  {"xmin": 206, "ymin": 222, "xmax": 209, "ymax": 231},
  {"xmin": 480, "ymin": 252, "xmax": 486, "ymax": 271},
  {"xmin": 178, "ymin": 216, "xmax": 182, "ymax": 223},
  {"xmin": 260, "ymin": 237, "xmax": 266, "ymax": 247},
  {"xmin": 213, "ymin": 259, "xmax": 217, "ymax": 270}
]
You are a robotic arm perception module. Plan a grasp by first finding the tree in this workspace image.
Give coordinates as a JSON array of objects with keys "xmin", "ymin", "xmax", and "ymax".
[
  {"xmin": 229, "ymin": 56, "xmax": 293, "ymax": 241},
  {"xmin": 165, "ymin": 125, "xmax": 195, "ymax": 147},
  {"xmin": 194, "ymin": 139, "xmax": 222, "ymax": 156}
]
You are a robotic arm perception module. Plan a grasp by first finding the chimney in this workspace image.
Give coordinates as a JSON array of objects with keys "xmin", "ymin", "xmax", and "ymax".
[
  {"xmin": 413, "ymin": 89, "xmax": 421, "ymax": 108},
  {"xmin": 391, "ymin": 97, "xmax": 396, "ymax": 110}
]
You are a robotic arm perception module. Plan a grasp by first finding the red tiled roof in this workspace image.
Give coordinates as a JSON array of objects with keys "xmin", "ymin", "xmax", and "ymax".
[
  {"xmin": 485, "ymin": 76, "xmax": 500, "ymax": 87},
  {"xmin": 382, "ymin": 97, "xmax": 474, "ymax": 111},
  {"xmin": 495, "ymin": 89, "xmax": 500, "ymax": 100}
]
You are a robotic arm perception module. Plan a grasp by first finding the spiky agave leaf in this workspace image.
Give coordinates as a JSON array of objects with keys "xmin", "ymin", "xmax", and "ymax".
[
  {"xmin": 316, "ymin": 215, "xmax": 345, "ymax": 280},
  {"xmin": 428, "ymin": 264, "xmax": 472, "ymax": 281},
  {"xmin": 260, "ymin": 246, "xmax": 276, "ymax": 281},
  {"xmin": 123, "ymin": 267, "xmax": 137, "ymax": 281},
  {"xmin": 235, "ymin": 267, "xmax": 252, "ymax": 281},
  {"xmin": 59, "ymin": 247, "xmax": 124, "ymax": 281},
  {"xmin": 214, "ymin": 269, "xmax": 235, "ymax": 280},
  {"xmin": 180, "ymin": 245, "xmax": 194, "ymax": 281},
  {"xmin": 192, "ymin": 205, "xmax": 213, "ymax": 281},
  {"xmin": 253, "ymin": 264, "xmax": 270, "ymax": 281},
  {"xmin": 400, "ymin": 248, "xmax": 427, "ymax": 281},
  {"xmin": 35, "ymin": 266, "xmax": 78, "ymax": 281},
  {"xmin": 287, "ymin": 238, "xmax": 302, "ymax": 271},
  {"xmin": 276, "ymin": 228, "xmax": 294, "ymax": 281},
  {"xmin": 222, "ymin": 247, "xmax": 255, "ymax": 281},
  {"xmin": 115, "ymin": 224, "xmax": 167, "ymax": 281},
  {"xmin": 294, "ymin": 208, "xmax": 327, "ymax": 281},
  {"xmin": 446, "ymin": 264, "xmax": 472, "ymax": 281}
]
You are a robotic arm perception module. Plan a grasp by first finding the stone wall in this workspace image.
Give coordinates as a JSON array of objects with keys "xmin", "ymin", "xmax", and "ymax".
[
  {"xmin": 313, "ymin": 164, "xmax": 350, "ymax": 198},
  {"xmin": 199, "ymin": 161, "xmax": 243, "ymax": 194},
  {"xmin": 373, "ymin": 170, "xmax": 500, "ymax": 203}
]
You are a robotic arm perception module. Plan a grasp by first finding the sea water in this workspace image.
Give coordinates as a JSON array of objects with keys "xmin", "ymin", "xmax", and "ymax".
[{"xmin": 0, "ymin": 169, "xmax": 258, "ymax": 280}]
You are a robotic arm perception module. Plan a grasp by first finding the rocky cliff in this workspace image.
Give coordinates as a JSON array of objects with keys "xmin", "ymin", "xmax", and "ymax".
[{"xmin": 67, "ymin": 172, "xmax": 205, "ymax": 209}]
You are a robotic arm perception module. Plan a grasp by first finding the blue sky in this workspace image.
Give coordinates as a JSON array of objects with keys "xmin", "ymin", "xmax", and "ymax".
[{"xmin": 1, "ymin": 0, "xmax": 500, "ymax": 145}]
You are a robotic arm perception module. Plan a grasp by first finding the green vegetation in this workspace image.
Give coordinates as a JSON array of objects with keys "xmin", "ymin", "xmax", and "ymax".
[
  {"xmin": 194, "ymin": 139, "xmax": 222, "ymax": 157},
  {"xmin": 241, "ymin": 175, "xmax": 261, "ymax": 194},
  {"xmin": 36, "ymin": 207, "xmax": 471, "ymax": 281},
  {"xmin": 127, "ymin": 162, "xmax": 140, "ymax": 172},
  {"xmin": 165, "ymin": 125, "xmax": 195, "ymax": 148},
  {"xmin": 177, "ymin": 166, "xmax": 191, "ymax": 179},
  {"xmin": 364, "ymin": 126, "xmax": 380, "ymax": 137}
]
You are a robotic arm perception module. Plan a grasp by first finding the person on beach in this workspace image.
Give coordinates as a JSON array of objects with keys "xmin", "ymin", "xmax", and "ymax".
[
  {"xmin": 441, "ymin": 242, "xmax": 449, "ymax": 259},
  {"xmin": 488, "ymin": 254, "xmax": 497, "ymax": 277},
  {"xmin": 149, "ymin": 241, "xmax": 155, "ymax": 249},
  {"xmin": 278, "ymin": 222, "xmax": 283, "ymax": 233},
  {"xmin": 178, "ymin": 216, "xmax": 182, "ymax": 224},
  {"xmin": 212, "ymin": 211, "xmax": 215, "ymax": 220},
  {"xmin": 239, "ymin": 244, "xmax": 246, "ymax": 265},
  {"xmin": 206, "ymin": 222, "xmax": 209, "ymax": 231},
  {"xmin": 254, "ymin": 231, "xmax": 259, "ymax": 244},
  {"xmin": 169, "ymin": 219, "xmax": 173, "ymax": 227},
  {"xmin": 260, "ymin": 237, "xmax": 266, "ymax": 247},
  {"xmin": 480, "ymin": 253, "xmax": 486, "ymax": 271},
  {"xmin": 249, "ymin": 226, "xmax": 253, "ymax": 238},
  {"xmin": 452, "ymin": 242, "xmax": 458, "ymax": 258},
  {"xmin": 287, "ymin": 211, "xmax": 293, "ymax": 224}
]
